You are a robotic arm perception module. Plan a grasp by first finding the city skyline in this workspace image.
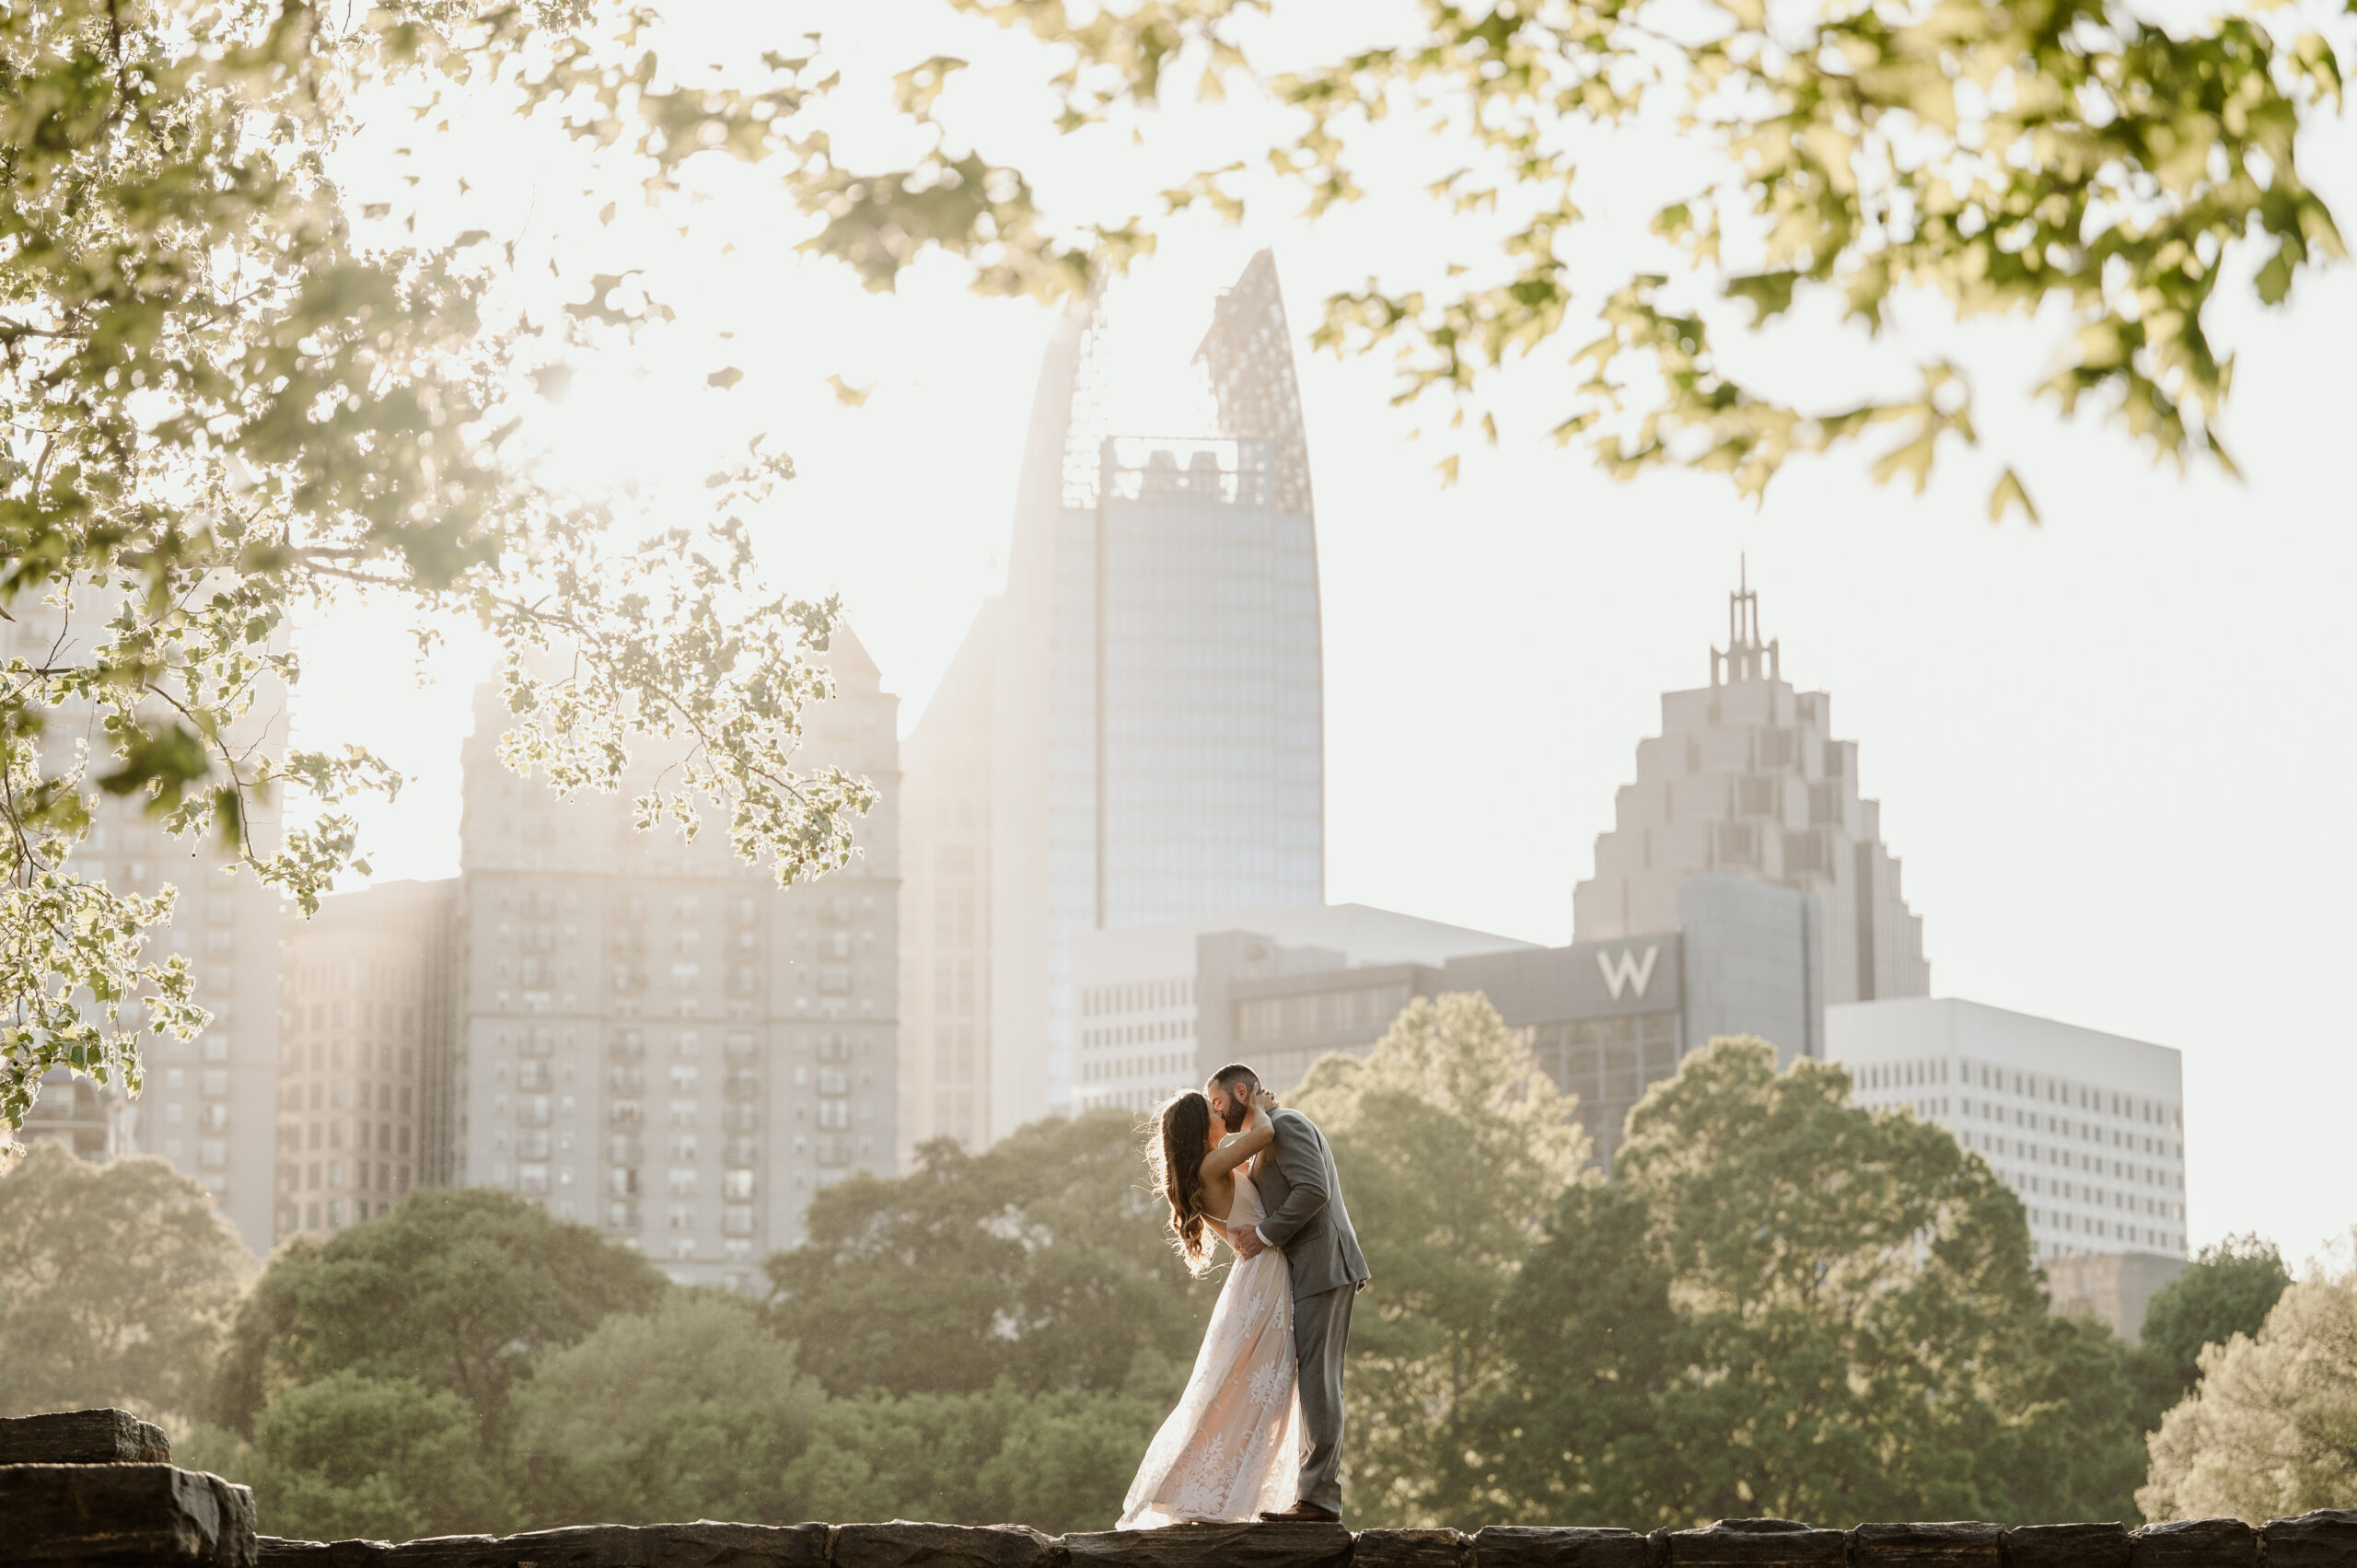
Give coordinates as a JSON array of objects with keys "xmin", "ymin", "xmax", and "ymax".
[{"xmin": 43, "ymin": 217, "xmax": 2349, "ymax": 1263}]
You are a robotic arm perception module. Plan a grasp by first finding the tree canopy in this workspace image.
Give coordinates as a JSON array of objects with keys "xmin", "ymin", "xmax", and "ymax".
[
  {"xmin": 1462, "ymin": 1037, "xmax": 2148, "ymax": 1527},
  {"xmin": 872, "ymin": 0, "xmax": 2348, "ymax": 517},
  {"xmin": 1290, "ymin": 993, "xmax": 1588, "ymax": 1525},
  {"xmin": 2140, "ymin": 1234, "xmax": 2294, "ymax": 1396},
  {"xmin": 510, "ymin": 1292, "xmax": 822, "ymax": 1529},
  {"xmin": 0, "ymin": 1142, "xmax": 250, "ymax": 1423},
  {"xmin": 0, "ymin": 0, "xmax": 938, "ymax": 1135},
  {"xmin": 208, "ymin": 1187, "xmax": 668, "ymax": 1444},
  {"xmin": 765, "ymin": 1108, "xmax": 1215, "ymax": 1400},
  {"xmin": 2140, "ymin": 1257, "xmax": 2357, "ymax": 1522}
]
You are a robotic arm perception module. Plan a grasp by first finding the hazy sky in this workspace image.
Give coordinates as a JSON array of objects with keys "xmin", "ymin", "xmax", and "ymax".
[{"xmin": 294, "ymin": 2, "xmax": 2357, "ymax": 1265}]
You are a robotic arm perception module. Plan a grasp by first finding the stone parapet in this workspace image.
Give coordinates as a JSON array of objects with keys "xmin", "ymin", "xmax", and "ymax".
[
  {"xmin": 239, "ymin": 1512, "xmax": 2357, "ymax": 1568},
  {"xmin": 7, "ymin": 1418, "xmax": 2357, "ymax": 1568}
]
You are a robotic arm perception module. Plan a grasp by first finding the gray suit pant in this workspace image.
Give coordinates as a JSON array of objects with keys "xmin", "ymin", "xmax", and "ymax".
[{"xmin": 1291, "ymin": 1283, "xmax": 1355, "ymax": 1514}]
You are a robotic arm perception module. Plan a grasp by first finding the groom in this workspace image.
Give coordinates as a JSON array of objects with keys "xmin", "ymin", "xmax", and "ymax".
[{"xmin": 1206, "ymin": 1062, "xmax": 1369, "ymax": 1524}]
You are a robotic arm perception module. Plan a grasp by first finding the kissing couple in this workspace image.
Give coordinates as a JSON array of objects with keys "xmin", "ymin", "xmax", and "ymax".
[{"xmin": 1117, "ymin": 1063, "xmax": 1370, "ymax": 1528}]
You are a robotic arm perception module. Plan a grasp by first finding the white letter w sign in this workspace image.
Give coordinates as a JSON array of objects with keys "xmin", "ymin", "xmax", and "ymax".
[{"xmin": 1596, "ymin": 946, "xmax": 1660, "ymax": 1001}]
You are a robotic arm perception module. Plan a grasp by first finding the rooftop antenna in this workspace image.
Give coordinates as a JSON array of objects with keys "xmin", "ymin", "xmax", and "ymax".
[{"xmin": 1712, "ymin": 554, "xmax": 1781, "ymax": 687}]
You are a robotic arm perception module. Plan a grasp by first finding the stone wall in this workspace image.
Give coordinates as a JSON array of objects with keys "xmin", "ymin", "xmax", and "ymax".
[
  {"xmin": 8, "ymin": 1411, "xmax": 2355, "ymax": 1568},
  {"xmin": 244, "ymin": 1513, "xmax": 2357, "ymax": 1568}
]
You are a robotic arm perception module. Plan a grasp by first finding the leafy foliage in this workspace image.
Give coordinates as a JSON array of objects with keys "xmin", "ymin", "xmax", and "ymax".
[
  {"xmin": 208, "ymin": 1187, "xmax": 667, "ymax": 1445},
  {"xmin": 198, "ymin": 1369, "xmax": 511, "ymax": 1542},
  {"xmin": 2140, "ymin": 1233, "xmax": 2294, "ymax": 1396},
  {"xmin": 510, "ymin": 1292, "xmax": 821, "ymax": 1528},
  {"xmin": 0, "ymin": 1143, "xmax": 250, "ymax": 1423},
  {"xmin": 1289, "ymin": 993, "xmax": 1587, "ymax": 1526},
  {"xmin": 2, "ymin": 0, "xmax": 1066, "ymax": 1136},
  {"xmin": 766, "ymin": 1109, "xmax": 1215, "ymax": 1400},
  {"xmin": 919, "ymin": 0, "xmax": 2346, "ymax": 513},
  {"xmin": 1459, "ymin": 1038, "xmax": 2146, "ymax": 1527},
  {"xmin": 2140, "ymin": 1257, "xmax": 2357, "ymax": 1521},
  {"xmin": 785, "ymin": 1382, "xmax": 1163, "ymax": 1532}
]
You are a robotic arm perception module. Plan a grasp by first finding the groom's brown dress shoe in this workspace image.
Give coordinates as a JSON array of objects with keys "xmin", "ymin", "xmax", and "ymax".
[{"xmin": 1258, "ymin": 1504, "xmax": 1341, "ymax": 1523}]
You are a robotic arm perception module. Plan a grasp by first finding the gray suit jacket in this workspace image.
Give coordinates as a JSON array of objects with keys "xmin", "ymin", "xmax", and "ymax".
[{"xmin": 1252, "ymin": 1107, "xmax": 1369, "ymax": 1300}]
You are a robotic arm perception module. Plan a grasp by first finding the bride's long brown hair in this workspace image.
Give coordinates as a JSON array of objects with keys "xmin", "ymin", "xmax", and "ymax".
[{"xmin": 1152, "ymin": 1090, "xmax": 1216, "ymax": 1277}]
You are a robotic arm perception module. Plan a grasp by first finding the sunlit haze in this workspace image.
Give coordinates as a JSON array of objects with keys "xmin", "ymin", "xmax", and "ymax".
[{"xmin": 284, "ymin": 1, "xmax": 2356, "ymax": 1269}]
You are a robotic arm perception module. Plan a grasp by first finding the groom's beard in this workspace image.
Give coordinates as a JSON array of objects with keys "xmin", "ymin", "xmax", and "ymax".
[{"xmin": 1220, "ymin": 1100, "xmax": 1246, "ymax": 1134}]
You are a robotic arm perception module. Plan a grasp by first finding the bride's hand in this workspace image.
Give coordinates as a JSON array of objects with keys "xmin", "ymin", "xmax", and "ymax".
[{"xmin": 1252, "ymin": 1088, "xmax": 1278, "ymax": 1115}]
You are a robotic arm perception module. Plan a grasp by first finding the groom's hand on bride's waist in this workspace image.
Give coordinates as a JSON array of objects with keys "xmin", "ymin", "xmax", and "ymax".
[{"xmin": 1232, "ymin": 1226, "xmax": 1269, "ymax": 1260}]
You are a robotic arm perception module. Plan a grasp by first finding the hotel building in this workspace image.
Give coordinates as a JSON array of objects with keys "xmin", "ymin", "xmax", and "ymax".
[
  {"xmin": 1071, "ymin": 903, "xmax": 1533, "ymax": 1116},
  {"xmin": 1150, "ymin": 876, "xmax": 1822, "ymax": 1170},
  {"xmin": 1576, "ymin": 570, "xmax": 1929, "ymax": 1005}
]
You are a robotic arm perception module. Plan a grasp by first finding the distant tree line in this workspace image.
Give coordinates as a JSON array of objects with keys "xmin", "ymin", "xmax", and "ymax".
[{"xmin": 0, "ymin": 1006, "xmax": 2342, "ymax": 1538}]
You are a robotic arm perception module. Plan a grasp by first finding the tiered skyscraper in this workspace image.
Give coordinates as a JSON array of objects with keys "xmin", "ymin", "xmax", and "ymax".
[
  {"xmin": 900, "ymin": 251, "xmax": 1326, "ymax": 1155},
  {"xmin": 1575, "ymin": 570, "xmax": 1930, "ymax": 1005}
]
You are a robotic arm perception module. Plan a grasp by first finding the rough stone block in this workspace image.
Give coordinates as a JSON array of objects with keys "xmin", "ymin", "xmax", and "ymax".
[
  {"xmin": 253, "ymin": 1524, "xmax": 829, "ymax": 1568},
  {"xmin": 1473, "ymin": 1527, "xmax": 1652, "ymax": 1568},
  {"xmin": 1848, "ymin": 1522, "xmax": 2001, "ymax": 1568},
  {"xmin": 2266, "ymin": 1512, "xmax": 2357, "ymax": 1568},
  {"xmin": 0, "ymin": 1408, "xmax": 173, "ymax": 1465},
  {"xmin": 1356, "ymin": 1529, "xmax": 1470, "ymax": 1568},
  {"xmin": 0, "ymin": 1461, "xmax": 256, "ymax": 1566},
  {"xmin": 2004, "ymin": 1523, "xmax": 2131, "ymax": 1568},
  {"xmin": 1065, "ymin": 1523, "xmax": 1350, "ymax": 1568},
  {"xmin": 2130, "ymin": 1519, "xmax": 2258, "ymax": 1568},
  {"xmin": 1666, "ymin": 1520, "xmax": 1844, "ymax": 1568},
  {"xmin": 835, "ymin": 1522, "xmax": 1062, "ymax": 1568}
]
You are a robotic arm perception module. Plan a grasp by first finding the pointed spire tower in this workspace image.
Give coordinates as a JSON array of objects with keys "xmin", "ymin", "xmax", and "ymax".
[
  {"xmin": 1574, "ymin": 569, "xmax": 1929, "ymax": 1005},
  {"xmin": 900, "ymin": 250, "xmax": 1327, "ymax": 1155}
]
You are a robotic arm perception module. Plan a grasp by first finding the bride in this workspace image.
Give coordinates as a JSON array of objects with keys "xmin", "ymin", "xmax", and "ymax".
[{"xmin": 1118, "ymin": 1085, "xmax": 1301, "ymax": 1529}]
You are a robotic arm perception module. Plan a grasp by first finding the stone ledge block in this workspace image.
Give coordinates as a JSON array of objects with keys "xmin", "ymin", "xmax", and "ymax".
[
  {"xmin": 1066, "ymin": 1523, "xmax": 1350, "ymax": 1568},
  {"xmin": 835, "ymin": 1522, "xmax": 1062, "ymax": 1568},
  {"xmin": 1355, "ymin": 1528, "xmax": 1470, "ymax": 1568},
  {"xmin": 2003, "ymin": 1523, "xmax": 2130, "ymax": 1568},
  {"xmin": 257, "ymin": 1524, "xmax": 829, "ymax": 1568},
  {"xmin": 1848, "ymin": 1522, "xmax": 2001, "ymax": 1568},
  {"xmin": 2130, "ymin": 1519, "xmax": 2258, "ymax": 1568},
  {"xmin": 1473, "ymin": 1526, "xmax": 1652, "ymax": 1568},
  {"xmin": 0, "ymin": 1461, "xmax": 255, "ymax": 1566},
  {"xmin": 2266, "ymin": 1512, "xmax": 2357, "ymax": 1568},
  {"xmin": 1666, "ymin": 1521, "xmax": 1844, "ymax": 1568},
  {"xmin": 0, "ymin": 1408, "xmax": 172, "ymax": 1465}
]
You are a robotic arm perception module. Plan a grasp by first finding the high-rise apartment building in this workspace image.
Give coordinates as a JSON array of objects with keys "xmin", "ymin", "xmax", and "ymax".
[
  {"xmin": 1829, "ymin": 997, "xmax": 2189, "ymax": 1262},
  {"xmin": 274, "ymin": 880, "xmax": 456, "ymax": 1239},
  {"xmin": 449, "ymin": 632, "xmax": 899, "ymax": 1288},
  {"xmin": 900, "ymin": 250, "xmax": 1327, "ymax": 1152},
  {"xmin": 1576, "ymin": 571, "xmax": 1928, "ymax": 1005},
  {"xmin": 6, "ymin": 607, "xmax": 284, "ymax": 1260}
]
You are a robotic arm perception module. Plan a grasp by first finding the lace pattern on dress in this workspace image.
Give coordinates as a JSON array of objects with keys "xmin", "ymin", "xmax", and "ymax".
[{"xmin": 1118, "ymin": 1171, "xmax": 1303, "ymax": 1528}]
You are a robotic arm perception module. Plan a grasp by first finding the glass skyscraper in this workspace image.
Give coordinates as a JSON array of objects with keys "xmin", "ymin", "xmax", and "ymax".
[{"xmin": 899, "ymin": 251, "xmax": 1326, "ymax": 1154}]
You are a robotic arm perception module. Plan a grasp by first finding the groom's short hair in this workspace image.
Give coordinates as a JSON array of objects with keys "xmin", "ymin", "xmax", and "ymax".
[{"xmin": 1209, "ymin": 1063, "xmax": 1259, "ymax": 1097}]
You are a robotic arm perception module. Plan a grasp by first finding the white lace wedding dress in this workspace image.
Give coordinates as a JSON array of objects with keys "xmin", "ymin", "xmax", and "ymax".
[{"xmin": 1118, "ymin": 1167, "xmax": 1302, "ymax": 1528}]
